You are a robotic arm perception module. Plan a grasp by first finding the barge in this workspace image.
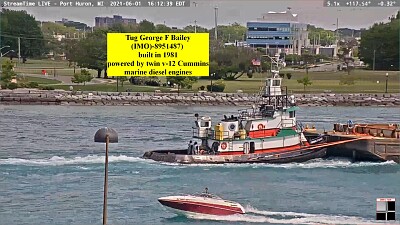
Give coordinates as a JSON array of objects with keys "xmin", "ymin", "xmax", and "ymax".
[{"xmin": 304, "ymin": 123, "xmax": 400, "ymax": 163}]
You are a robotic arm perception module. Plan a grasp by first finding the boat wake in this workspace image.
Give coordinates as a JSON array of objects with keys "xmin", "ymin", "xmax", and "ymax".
[
  {"xmin": 0, "ymin": 155, "xmax": 396, "ymax": 168},
  {"xmin": 186, "ymin": 205, "xmax": 398, "ymax": 224},
  {"xmin": 0, "ymin": 154, "xmax": 147, "ymax": 166},
  {"xmin": 160, "ymin": 157, "xmax": 397, "ymax": 169}
]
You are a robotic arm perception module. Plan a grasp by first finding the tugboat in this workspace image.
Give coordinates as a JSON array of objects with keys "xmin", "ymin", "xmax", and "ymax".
[{"xmin": 143, "ymin": 67, "xmax": 331, "ymax": 164}]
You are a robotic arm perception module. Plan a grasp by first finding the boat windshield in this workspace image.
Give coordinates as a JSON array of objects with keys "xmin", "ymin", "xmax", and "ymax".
[{"xmin": 196, "ymin": 192, "xmax": 222, "ymax": 199}]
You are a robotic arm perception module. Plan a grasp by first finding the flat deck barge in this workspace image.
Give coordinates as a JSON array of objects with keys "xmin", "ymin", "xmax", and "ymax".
[{"xmin": 304, "ymin": 123, "xmax": 400, "ymax": 163}]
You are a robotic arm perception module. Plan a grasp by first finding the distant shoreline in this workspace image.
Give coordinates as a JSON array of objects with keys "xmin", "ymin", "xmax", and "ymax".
[{"xmin": 0, "ymin": 89, "xmax": 399, "ymax": 107}]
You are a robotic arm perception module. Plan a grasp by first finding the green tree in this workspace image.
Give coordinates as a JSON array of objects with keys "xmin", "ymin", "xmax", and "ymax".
[
  {"xmin": 210, "ymin": 45, "xmax": 260, "ymax": 80},
  {"xmin": 285, "ymin": 54, "xmax": 301, "ymax": 65},
  {"xmin": 307, "ymin": 25, "xmax": 336, "ymax": 46},
  {"xmin": 1, "ymin": 60, "xmax": 17, "ymax": 85},
  {"xmin": 209, "ymin": 23, "xmax": 247, "ymax": 42},
  {"xmin": 64, "ymin": 39, "xmax": 79, "ymax": 66},
  {"xmin": 138, "ymin": 20, "xmax": 155, "ymax": 32},
  {"xmin": 297, "ymin": 76, "xmax": 312, "ymax": 92},
  {"xmin": 301, "ymin": 53, "xmax": 315, "ymax": 74},
  {"xmin": 69, "ymin": 29, "xmax": 107, "ymax": 78},
  {"xmin": 71, "ymin": 73, "xmax": 84, "ymax": 84},
  {"xmin": 71, "ymin": 69, "xmax": 93, "ymax": 85},
  {"xmin": 0, "ymin": 9, "xmax": 45, "ymax": 57},
  {"xmin": 183, "ymin": 25, "xmax": 208, "ymax": 33},
  {"xmin": 41, "ymin": 21, "xmax": 77, "ymax": 35},
  {"xmin": 359, "ymin": 11, "xmax": 399, "ymax": 70},
  {"xmin": 155, "ymin": 24, "xmax": 172, "ymax": 33},
  {"xmin": 207, "ymin": 80, "xmax": 225, "ymax": 92},
  {"xmin": 108, "ymin": 22, "xmax": 138, "ymax": 33},
  {"xmin": 167, "ymin": 76, "xmax": 198, "ymax": 94},
  {"xmin": 119, "ymin": 76, "xmax": 128, "ymax": 87}
]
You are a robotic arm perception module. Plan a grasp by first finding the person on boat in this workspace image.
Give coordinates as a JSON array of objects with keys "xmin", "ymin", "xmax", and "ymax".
[
  {"xmin": 193, "ymin": 142, "xmax": 198, "ymax": 155},
  {"xmin": 347, "ymin": 120, "xmax": 354, "ymax": 134},
  {"xmin": 200, "ymin": 187, "xmax": 211, "ymax": 198},
  {"xmin": 187, "ymin": 140, "xmax": 193, "ymax": 155}
]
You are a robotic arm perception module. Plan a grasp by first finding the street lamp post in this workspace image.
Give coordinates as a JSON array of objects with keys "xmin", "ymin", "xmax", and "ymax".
[
  {"xmin": 94, "ymin": 127, "xmax": 118, "ymax": 225},
  {"xmin": 373, "ymin": 49, "xmax": 376, "ymax": 71},
  {"xmin": 214, "ymin": 6, "xmax": 218, "ymax": 40},
  {"xmin": 210, "ymin": 73, "xmax": 214, "ymax": 93},
  {"xmin": 385, "ymin": 73, "xmax": 388, "ymax": 93},
  {"xmin": 116, "ymin": 77, "xmax": 119, "ymax": 92}
]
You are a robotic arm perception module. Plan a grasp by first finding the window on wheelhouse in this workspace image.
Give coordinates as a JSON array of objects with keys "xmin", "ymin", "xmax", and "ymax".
[
  {"xmin": 272, "ymin": 80, "xmax": 280, "ymax": 86},
  {"xmin": 201, "ymin": 121, "xmax": 210, "ymax": 127},
  {"xmin": 289, "ymin": 111, "xmax": 295, "ymax": 118}
]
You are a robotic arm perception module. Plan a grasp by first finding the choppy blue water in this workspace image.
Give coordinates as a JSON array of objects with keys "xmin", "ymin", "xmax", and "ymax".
[{"xmin": 0, "ymin": 105, "xmax": 399, "ymax": 225}]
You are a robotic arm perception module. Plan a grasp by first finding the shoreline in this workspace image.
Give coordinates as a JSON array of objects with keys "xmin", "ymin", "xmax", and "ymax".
[{"xmin": 1, "ymin": 89, "xmax": 399, "ymax": 107}]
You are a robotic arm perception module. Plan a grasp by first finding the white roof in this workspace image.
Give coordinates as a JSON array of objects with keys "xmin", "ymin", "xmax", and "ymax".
[{"xmin": 255, "ymin": 11, "xmax": 299, "ymax": 22}]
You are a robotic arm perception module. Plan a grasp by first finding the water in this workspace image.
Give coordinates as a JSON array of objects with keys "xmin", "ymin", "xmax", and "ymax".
[{"xmin": 0, "ymin": 105, "xmax": 399, "ymax": 225}]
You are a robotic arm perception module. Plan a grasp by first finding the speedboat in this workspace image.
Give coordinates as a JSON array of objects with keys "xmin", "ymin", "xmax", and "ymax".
[{"xmin": 158, "ymin": 189, "xmax": 245, "ymax": 216}]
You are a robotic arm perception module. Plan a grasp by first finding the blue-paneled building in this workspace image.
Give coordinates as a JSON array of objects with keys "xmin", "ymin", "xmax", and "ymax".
[{"xmin": 246, "ymin": 11, "xmax": 309, "ymax": 55}]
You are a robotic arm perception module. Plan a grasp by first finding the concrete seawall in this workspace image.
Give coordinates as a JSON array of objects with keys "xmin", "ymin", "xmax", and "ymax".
[{"xmin": 1, "ymin": 89, "xmax": 400, "ymax": 107}]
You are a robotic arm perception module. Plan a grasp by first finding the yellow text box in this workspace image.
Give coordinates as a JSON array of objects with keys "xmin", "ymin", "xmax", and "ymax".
[{"xmin": 107, "ymin": 33, "xmax": 209, "ymax": 76}]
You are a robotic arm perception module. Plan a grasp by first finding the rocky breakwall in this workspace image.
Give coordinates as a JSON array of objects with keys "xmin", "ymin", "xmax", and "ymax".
[
  {"xmin": 0, "ymin": 89, "xmax": 399, "ymax": 107},
  {"xmin": 294, "ymin": 93, "xmax": 400, "ymax": 107},
  {"xmin": 54, "ymin": 92, "xmax": 258, "ymax": 106}
]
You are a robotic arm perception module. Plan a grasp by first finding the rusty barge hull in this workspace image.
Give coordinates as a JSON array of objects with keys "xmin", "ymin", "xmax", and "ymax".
[
  {"xmin": 304, "ymin": 123, "xmax": 400, "ymax": 163},
  {"xmin": 143, "ymin": 148, "xmax": 327, "ymax": 164}
]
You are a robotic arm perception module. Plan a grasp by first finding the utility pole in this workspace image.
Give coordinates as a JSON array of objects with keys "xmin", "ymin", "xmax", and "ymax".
[
  {"xmin": 214, "ymin": 6, "xmax": 218, "ymax": 40},
  {"xmin": 18, "ymin": 37, "xmax": 21, "ymax": 63},
  {"xmin": 373, "ymin": 49, "xmax": 376, "ymax": 71},
  {"xmin": 194, "ymin": 20, "xmax": 197, "ymax": 33},
  {"xmin": 336, "ymin": 18, "xmax": 339, "ymax": 44}
]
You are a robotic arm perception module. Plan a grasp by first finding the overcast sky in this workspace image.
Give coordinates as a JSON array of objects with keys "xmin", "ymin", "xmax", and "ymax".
[{"xmin": 7, "ymin": 0, "xmax": 399, "ymax": 30}]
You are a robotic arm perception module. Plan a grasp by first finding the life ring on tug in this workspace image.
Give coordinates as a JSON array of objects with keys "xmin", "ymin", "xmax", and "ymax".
[
  {"xmin": 221, "ymin": 142, "xmax": 227, "ymax": 150},
  {"xmin": 258, "ymin": 124, "xmax": 265, "ymax": 130}
]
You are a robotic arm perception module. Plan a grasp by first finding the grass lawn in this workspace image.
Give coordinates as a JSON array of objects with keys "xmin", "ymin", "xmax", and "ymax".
[
  {"xmin": 17, "ymin": 59, "xmax": 69, "ymax": 68},
  {"xmin": 1, "ymin": 57, "xmax": 70, "ymax": 68},
  {"xmin": 3, "ymin": 57, "xmax": 97, "ymax": 76},
  {"xmin": 18, "ymin": 76, "xmax": 62, "ymax": 85},
  {"xmin": 14, "ymin": 67, "xmax": 99, "ymax": 77},
  {"xmin": 193, "ymin": 70, "xmax": 400, "ymax": 93}
]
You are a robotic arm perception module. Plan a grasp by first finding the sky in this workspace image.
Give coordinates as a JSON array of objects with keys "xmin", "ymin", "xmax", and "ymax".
[{"xmin": 5, "ymin": 0, "xmax": 399, "ymax": 30}]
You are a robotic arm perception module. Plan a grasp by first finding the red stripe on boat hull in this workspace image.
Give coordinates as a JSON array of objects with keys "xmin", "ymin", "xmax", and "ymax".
[
  {"xmin": 248, "ymin": 128, "xmax": 279, "ymax": 138},
  {"xmin": 158, "ymin": 200, "xmax": 244, "ymax": 215},
  {"xmin": 218, "ymin": 144, "xmax": 302, "ymax": 155}
]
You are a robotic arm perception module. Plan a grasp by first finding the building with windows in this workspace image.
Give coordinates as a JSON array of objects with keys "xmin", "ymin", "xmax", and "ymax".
[
  {"xmin": 246, "ymin": 11, "xmax": 309, "ymax": 55},
  {"xmin": 95, "ymin": 15, "xmax": 136, "ymax": 28},
  {"xmin": 55, "ymin": 18, "xmax": 90, "ymax": 30}
]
